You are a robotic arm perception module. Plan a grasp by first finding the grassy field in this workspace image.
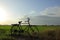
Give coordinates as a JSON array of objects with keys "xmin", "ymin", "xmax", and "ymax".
[{"xmin": 0, "ymin": 25, "xmax": 60, "ymax": 40}]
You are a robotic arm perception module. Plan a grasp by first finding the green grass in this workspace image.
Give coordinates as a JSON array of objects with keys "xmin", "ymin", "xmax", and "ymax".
[
  {"xmin": 0, "ymin": 25, "xmax": 59, "ymax": 31},
  {"xmin": 0, "ymin": 25, "xmax": 60, "ymax": 40}
]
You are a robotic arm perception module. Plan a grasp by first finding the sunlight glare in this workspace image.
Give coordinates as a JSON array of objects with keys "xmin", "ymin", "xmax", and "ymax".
[{"xmin": 0, "ymin": 8, "xmax": 7, "ymax": 22}]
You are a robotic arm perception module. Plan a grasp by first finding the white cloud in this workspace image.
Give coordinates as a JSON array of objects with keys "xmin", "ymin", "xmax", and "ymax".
[
  {"xmin": 20, "ymin": 7, "xmax": 60, "ymax": 25},
  {"xmin": 28, "ymin": 10, "xmax": 38, "ymax": 16},
  {"xmin": 40, "ymin": 7, "xmax": 60, "ymax": 17},
  {"xmin": 29, "ymin": 10, "xmax": 36, "ymax": 14}
]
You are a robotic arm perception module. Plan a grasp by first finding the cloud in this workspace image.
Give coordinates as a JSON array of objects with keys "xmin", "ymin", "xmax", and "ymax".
[
  {"xmin": 29, "ymin": 10, "xmax": 36, "ymax": 14},
  {"xmin": 30, "ymin": 16, "xmax": 60, "ymax": 25},
  {"xmin": 40, "ymin": 7, "xmax": 60, "ymax": 17},
  {"xmin": 19, "ymin": 7, "xmax": 60, "ymax": 25},
  {"xmin": 28, "ymin": 10, "xmax": 38, "ymax": 16},
  {"xmin": 29, "ymin": 7, "xmax": 60, "ymax": 25}
]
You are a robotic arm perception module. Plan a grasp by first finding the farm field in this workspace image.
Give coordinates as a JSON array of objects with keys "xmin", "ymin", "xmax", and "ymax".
[{"xmin": 0, "ymin": 25, "xmax": 60, "ymax": 40}]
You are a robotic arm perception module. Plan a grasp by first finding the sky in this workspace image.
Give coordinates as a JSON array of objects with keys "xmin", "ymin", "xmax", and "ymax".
[{"xmin": 0, "ymin": 0, "xmax": 60, "ymax": 25}]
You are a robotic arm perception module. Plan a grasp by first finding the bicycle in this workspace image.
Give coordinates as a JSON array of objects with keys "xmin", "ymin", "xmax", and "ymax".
[{"xmin": 10, "ymin": 17, "xmax": 40, "ymax": 40}]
